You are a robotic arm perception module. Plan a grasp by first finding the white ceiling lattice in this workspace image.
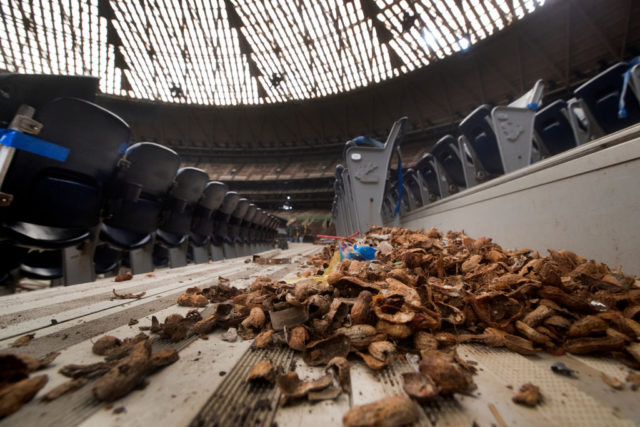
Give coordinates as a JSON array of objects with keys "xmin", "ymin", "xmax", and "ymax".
[{"xmin": 0, "ymin": 0, "xmax": 545, "ymax": 106}]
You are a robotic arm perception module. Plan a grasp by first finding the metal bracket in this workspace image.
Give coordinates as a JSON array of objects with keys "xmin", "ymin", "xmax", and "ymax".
[
  {"xmin": 0, "ymin": 191, "xmax": 13, "ymax": 206},
  {"xmin": 10, "ymin": 114, "xmax": 42, "ymax": 135}
]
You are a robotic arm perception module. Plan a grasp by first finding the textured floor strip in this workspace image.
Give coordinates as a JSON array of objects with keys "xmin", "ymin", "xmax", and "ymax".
[
  {"xmin": 0, "ymin": 256, "xmax": 315, "ymax": 427},
  {"xmin": 189, "ymin": 345, "xmax": 296, "ymax": 427}
]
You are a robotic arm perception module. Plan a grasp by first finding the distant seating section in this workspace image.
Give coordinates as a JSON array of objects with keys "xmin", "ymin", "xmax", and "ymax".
[
  {"xmin": 333, "ymin": 61, "xmax": 640, "ymax": 235},
  {"xmin": 196, "ymin": 158, "xmax": 337, "ymax": 181},
  {"xmin": 0, "ymin": 75, "xmax": 281, "ymax": 287}
]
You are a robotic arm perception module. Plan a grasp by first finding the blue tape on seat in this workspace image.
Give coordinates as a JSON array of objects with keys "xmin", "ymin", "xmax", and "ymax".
[
  {"xmin": 0, "ymin": 129, "xmax": 69, "ymax": 162},
  {"xmin": 526, "ymin": 102, "xmax": 539, "ymax": 111},
  {"xmin": 619, "ymin": 56, "xmax": 640, "ymax": 119},
  {"xmin": 394, "ymin": 153, "xmax": 403, "ymax": 217}
]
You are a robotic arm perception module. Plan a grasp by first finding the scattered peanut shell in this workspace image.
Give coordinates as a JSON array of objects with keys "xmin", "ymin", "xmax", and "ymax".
[
  {"xmin": 326, "ymin": 357, "xmax": 351, "ymax": 393},
  {"xmin": 302, "ymin": 334, "xmax": 350, "ymax": 366},
  {"xmin": 177, "ymin": 293, "xmax": 208, "ymax": 307},
  {"xmin": 10, "ymin": 334, "xmax": 35, "ymax": 348},
  {"xmin": 351, "ymin": 290, "xmax": 373, "ymax": 324},
  {"xmin": 247, "ymin": 361, "xmax": 276, "ymax": 384},
  {"xmin": 512, "ymin": 383, "xmax": 541, "ymax": 407},
  {"xmin": 402, "ymin": 372, "xmax": 439, "ymax": 402},
  {"xmin": 567, "ymin": 316, "xmax": 608, "ymax": 338},
  {"xmin": 254, "ymin": 330, "xmax": 275, "ymax": 348},
  {"xmin": 368, "ymin": 341, "xmax": 395, "ymax": 362},
  {"xmin": 601, "ymin": 373, "xmax": 624, "ymax": 390},
  {"xmin": 0, "ymin": 375, "xmax": 48, "ymax": 416},
  {"xmin": 92, "ymin": 336, "xmax": 122, "ymax": 356},
  {"xmin": 42, "ymin": 377, "xmax": 88, "ymax": 402},
  {"xmin": 288, "ymin": 326, "xmax": 309, "ymax": 351},
  {"xmin": 276, "ymin": 372, "xmax": 332, "ymax": 404},
  {"xmin": 342, "ymin": 395, "xmax": 419, "ymax": 427},
  {"xmin": 375, "ymin": 320, "xmax": 412, "ymax": 339},
  {"xmin": 419, "ymin": 351, "xmax": 476, "ymax": 396}
]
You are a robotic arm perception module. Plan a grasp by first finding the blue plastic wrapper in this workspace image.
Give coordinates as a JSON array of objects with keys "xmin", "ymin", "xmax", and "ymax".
[{"xmin": 351, "ymin": 244, "xmax": 377, "ymax": 260}]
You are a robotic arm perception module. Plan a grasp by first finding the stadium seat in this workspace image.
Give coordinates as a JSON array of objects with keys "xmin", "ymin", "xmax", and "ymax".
[
  {"xmin": 344, "ymin": 117, "xmax": 407, "ymax": 232},
  {"xmin": 534, "ymin": 100, "xmax": 579, "ymax": 156},
  {"xmin": 211, "ymin": 191, "xmax": 239, "ymax": 260},
  {"xmin": 415, "ymin": 153, "xmax": 447, "ymax": 200},
  {"xmin": 574, "ymin": 62, "xmax": 640, "ymax": 136},
  {"xmin": 240, "ymin": 204, "xmax": 257, "ymax": 256},
  {"xmin": 189, "ymin": 181, "xmax": 228, "ymax": 264},
  {"xmin": 459, "ymin": 105, "xmax": 504, "ymax": 177},
  {"xmin": 456, "ymin": 136, "xmax": 480, "ymax": 188},
  {"xmin": 404, "ymin": 168, "xmax": 426, "ymax": 209},
  {"xmin": 460, "ymin": 80, "xmax": 544, "ymax": 176},
  {"xmin": 0, "ymin": 97, "xmax": 130, "ymax": 285},
  {"xmin": 100, "ymin": 142, "xmax": 180, "ymax": 274},
  {"xmin": 0, "ymin": 74, "xmax": 99, "ymax": 127},
  {"xmin": 93, "ymin": 244, "xmax": 122, "ymax": 276},
  {"xmin": 251, "ymin": 208, "xmax": 267, "ymax": 252},
  {"xmin": 431, "ymin": 135, "xmax": 467, "ymax": 192},
  {"xmin": 155, "ymin": 167, "xmax": 209, "ymax": 268},
  {"xmin": 225, "ymin": 198, "xmax": 249, "ymax": 259}
]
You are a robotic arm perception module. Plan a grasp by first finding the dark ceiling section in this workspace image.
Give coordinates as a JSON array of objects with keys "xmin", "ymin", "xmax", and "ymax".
[{"xmin": 94, "ymin": 0, "xmax": 640, "ymax": 210}]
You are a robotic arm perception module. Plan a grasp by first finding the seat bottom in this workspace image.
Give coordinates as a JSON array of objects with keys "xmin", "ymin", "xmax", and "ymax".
[
  {"xmin": 2, "ymin": 221, "xmax": 90, "ymax": 249},
  {"xmin": 100, "ymin": 224, "xmax": 151, "ymax": 250}
]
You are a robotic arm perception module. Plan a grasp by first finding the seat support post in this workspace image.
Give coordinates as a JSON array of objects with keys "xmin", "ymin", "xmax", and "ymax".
[{"xmin": 130, "ymin": 238, "xmax": 155, "ymax": 274}]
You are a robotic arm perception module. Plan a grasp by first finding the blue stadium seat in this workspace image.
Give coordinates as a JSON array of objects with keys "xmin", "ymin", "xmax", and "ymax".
[
  {"xmin": 431, "ymin": 135, "xmax": 466, "ymax": 191},
  {"xmin": 458, "ymin": 105, "xmax": 504, "ymax": 176},
  {"xmin": 189, "ymin": 181, "xmax": 228, "ymax": 263},
  {"xmin": 155, "ymin": 167, "xmax": 209, "ymax": 267},
  {"xmin": 404, "ymin": 168, "xmax": 426, "ymax": 208},
  {"xmin": 100, "ymin": 142, "xmax": 180, "ymax": 274},
  {"xmin": 1, "ymin": 98, "xmax": 129, "ymax": 246},
  {"xmin": 574, "ymin": 62, "xmax": 640, "ymax": 135},
  {"xmin": 240, "ymin": 203, "xmax": 257, "ymax": 256},
  {"xmin": 0, "ymin": 97, "xmax": 130, "ymax": 284},
  {"xmin": 534, "ymin": 100, "xmax": 578, "ymax": 156},
  {"xmin": 211, "ymin": 191, "xmax": 240, "ymax": 260},
  {"xmin": 0, "ymin": 74, "xmax": 99, "ymax": 127},
  {"xmin": 225, "ymin": 198, "xmax": 249, "ymax": 258},
  {"xmin": 415, "ymin": 153, "xmax": 445, "ymax": 200}
]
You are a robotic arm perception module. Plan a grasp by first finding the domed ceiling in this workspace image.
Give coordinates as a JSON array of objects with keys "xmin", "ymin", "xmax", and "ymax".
[{"xmin": 1, "ymin": 0, "xmax": 545, "ymax": 105}]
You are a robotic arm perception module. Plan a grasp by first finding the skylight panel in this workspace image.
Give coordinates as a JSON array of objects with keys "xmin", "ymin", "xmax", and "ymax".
[{"xmin": 2, "ymin": 0, "xmax": 544, "ymax": 105}]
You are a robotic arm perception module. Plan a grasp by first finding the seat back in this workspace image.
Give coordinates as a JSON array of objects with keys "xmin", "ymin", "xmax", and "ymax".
[
  {"xmin": 104, "ymin": 142, "xmax": 180, "ymax": 234},
  {"xmin": 404, "ymin": 168, "xmax": 426, "ymax": 207},
  {"xmin": 344, "ymin": 117, "xmax": 407, "ymax": 232},
  {"xmin": 243, "ymin": 204, "xmax": 257, "ymax": 242},
  {"xmin": 228, "ymin": 198, "xmax": 249, "ymax": 242},
  {"xmin": 574, "ymin": 62, "xmax": 640, "ymax": 135},
  {"xmin": 415, "ymin": 153, "xmax": 442, "ymax": 199},
  {"xmin": 431, "ymin": 135, "xmax": 466, "ymax": 188},
  {"xmin": 159, "ymin": 167, "xmax": 208, "ymax": 236},
  {"xmin": 191, "ymin": 181, "xmax": 228, "ymax": 237},
  {"xmin": 459, "ymin": 105, "xmax": 503, "ymax": 175},
  {"xmin": 0, "ymin": 74, "xmax": 98, "ymax": 127},
  {"xmin": 213, "ymin": 191, "xmax": 240, "ymax": 241},
  {"xmin": 1, "ymin": 97, "xmax": 130, "ymax": 229},
  {"xmin": 534, "ymin": 100, "xmax": 578, "ymax": 156}
]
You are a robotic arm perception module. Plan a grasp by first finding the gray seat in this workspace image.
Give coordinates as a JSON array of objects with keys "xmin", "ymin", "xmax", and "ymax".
[
  {"xmin": 211, "ymin": 191, "xmax": 239, "ymax": 260},
  {"xmin": 155, "ymin": 167, "xmax": 209, "ymax": 268},
  {"xmin": 343, "ymin": 117, "xmax": 407, "ymax": 232},
  {"xmin": 189, "ymin": 181, "xmax": 228, "ymax": 264}
]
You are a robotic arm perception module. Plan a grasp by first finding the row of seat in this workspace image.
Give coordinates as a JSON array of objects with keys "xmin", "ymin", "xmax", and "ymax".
[
  {"xmin": 333, "ymin": 60, "xmax": 640, "ymax": 233},
  {"xmin": 0, "ymin": 74, "xmax": 281, "ymax": 286}
]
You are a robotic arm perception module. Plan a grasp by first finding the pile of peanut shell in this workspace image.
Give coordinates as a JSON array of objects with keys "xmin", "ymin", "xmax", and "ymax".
[
  {"xmin": 176, "ymin": 226, "xmax": 640, "ymax": 425},
  {"xmin": 2, "ymin": 225, "xmax": 639, "ymax": 425}
]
